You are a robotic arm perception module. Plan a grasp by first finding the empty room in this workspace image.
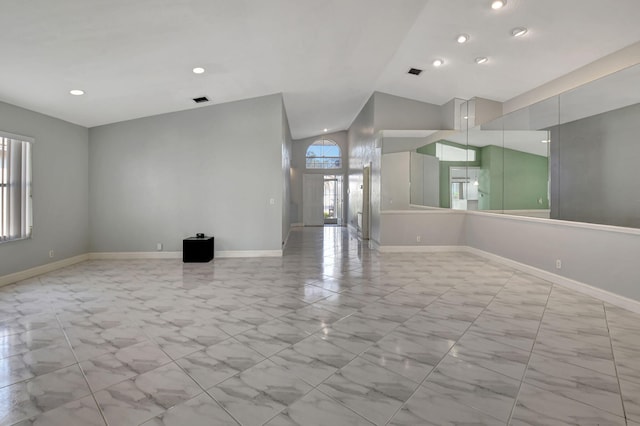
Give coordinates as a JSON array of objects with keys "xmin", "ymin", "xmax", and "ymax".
[{"xmin": 1, "ymin": 1, "xmax": 640, "ymax": 425}]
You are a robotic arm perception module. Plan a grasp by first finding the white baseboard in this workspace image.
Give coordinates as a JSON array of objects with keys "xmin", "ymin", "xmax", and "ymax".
[
  {"xmin": 462, "ymin": 246, "xmax": 640, "ymax": 314},
  {"xmin": 89, "ymin": 252, "xmax": 182, "ymax": 260},
  {"xmin": 4, "ymin": 245, "xmax": 638, "ymax": 314},
  {"xmin": 216, "ymin": 250, "xmax": 282, "ymax": 258},
  {"xmin": 377, "ymin": 244, "xmax": 640, "ymax": 314},
  {"xmin": 378, "ymin": 245, "xmax": 462, "ymax": 253},
  {"xmin": 89, "ymin": 250, "xmax": 283, "ymax": 259},
  {"xmin": 0, "ymin": 254, "xmax": 89, "ymax": 287}
]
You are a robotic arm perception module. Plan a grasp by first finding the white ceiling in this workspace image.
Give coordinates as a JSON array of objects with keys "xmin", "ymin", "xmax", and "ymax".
[{"xmin": 1, "ymin": 0, "xmax": 639, "ymax": 139}]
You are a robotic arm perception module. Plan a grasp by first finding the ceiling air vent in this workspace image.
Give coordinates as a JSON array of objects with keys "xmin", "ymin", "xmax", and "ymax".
[
  {"xmin": 408, "ymin": 68, "xmax": 423, "ymax": 76},
  {"xmin": 193, "ymin": 96, "xmax": 209, "ymax": 103}
]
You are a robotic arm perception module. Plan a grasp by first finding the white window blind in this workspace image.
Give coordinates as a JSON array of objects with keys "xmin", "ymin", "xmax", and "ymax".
[{"xmin": 0, "ymin": 133, "xmax": 33, "ymax": 243}]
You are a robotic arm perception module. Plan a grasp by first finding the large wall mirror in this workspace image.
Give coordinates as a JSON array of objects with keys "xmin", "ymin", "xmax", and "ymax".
[{"xmin": 409, "ymin": 63, "xmax": 640, "ymax": 229}]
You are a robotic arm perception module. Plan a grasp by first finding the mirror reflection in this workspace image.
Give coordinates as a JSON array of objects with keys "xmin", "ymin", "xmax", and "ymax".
[
  {"xmin": 407, "ymin": 63, "xmax": 640, "ymax": 229},
  {"xmin": 553, "ymin": 64, "xmax": 640, "ymax": 228}
]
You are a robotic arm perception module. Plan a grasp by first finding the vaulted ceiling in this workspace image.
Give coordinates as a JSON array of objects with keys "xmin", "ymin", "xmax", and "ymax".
[{"xmin": 1, "ymin": 0, "xmax": 639, "ymax": 139}]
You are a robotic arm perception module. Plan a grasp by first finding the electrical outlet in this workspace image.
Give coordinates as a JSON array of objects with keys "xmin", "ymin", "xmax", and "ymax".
[
  {"xmin": 156, "ymin": 243, "xmax": 163, "ymax": 251},
  {"xmin": 556, "ymin": 259, "xmax": 562, "ymax": 269},
  {"xmin": 416, "ymin": 235, "xmax": 421, "ymax": 242},
  {"xmin": 48, "ymin": 250, "xmax": 54, "ymax": 258}
]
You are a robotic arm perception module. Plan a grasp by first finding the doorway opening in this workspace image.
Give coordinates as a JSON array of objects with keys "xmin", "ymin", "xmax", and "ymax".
[
  {"xmin": 450, "ymin": 166, "xmax": 480, "ymax": 210},
  {"xmin": 323, "ymin": 175, "xmax": 343, "ymax": 225}
]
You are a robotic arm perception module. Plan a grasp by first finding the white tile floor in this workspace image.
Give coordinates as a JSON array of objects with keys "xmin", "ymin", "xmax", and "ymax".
[{"xmin": 1, "ymin": 226, "xmax": 639, "ymax": 425}]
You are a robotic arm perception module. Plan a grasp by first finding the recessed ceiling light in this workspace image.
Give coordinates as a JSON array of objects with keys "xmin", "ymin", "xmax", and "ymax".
[
  {"xmin": 432, "ymin": 59, "xmax": 444, "ymax": 67},
  {"xmin": 457, "ymin": 34, "xmax": 470, "ymax": 44},
  {"xmin": 192, "ymin": 67, "xmax": 205, "ymax": 74},
  {"xmin": 69, "ymin": 89, "xmax": 84, "ymax": 96},
  {"xmin": 323, "ymin": 128, "xmax": 328, "ymax": 132},
  {"xmin": 475, "ymin": 57, "xmax": 488, "ymax": 64},
  {"xmin": 511, "ymin": 27, "xmax": 528, "ymax": 37},
  {"xmin": 491, "ymin": 0, "xmax": 506, "ymax": 9}
]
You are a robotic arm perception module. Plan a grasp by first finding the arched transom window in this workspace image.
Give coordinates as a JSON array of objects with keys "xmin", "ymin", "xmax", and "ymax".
[{"xmin": 306, "ymin": 139, "xmax": 341, "ymax": 169}]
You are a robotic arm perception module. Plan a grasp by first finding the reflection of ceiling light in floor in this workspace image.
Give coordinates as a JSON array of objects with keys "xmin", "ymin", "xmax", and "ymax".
[
  {"xmin": 511, "ymin": 27, "xmax": 528, "ymax": 37},
  {"xmin": 457, "ymin": 34, "xmax": 470, "ymax": 44},
  {"xmin": 541, "ymin": 139, "xmax": 550, "ymax": 143},
  {"xmin": 491, "ymin": 0, "xmax": 506, "ymax": 9},
  {"xmin": 475, "ymin": 57, "xmax": 488, "ymax": 65}
]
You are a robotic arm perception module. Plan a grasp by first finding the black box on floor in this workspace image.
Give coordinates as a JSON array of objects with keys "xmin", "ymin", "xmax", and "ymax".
[{"xmin": 183, "ymin": 236, "xmax": 214, "ymax": 262}]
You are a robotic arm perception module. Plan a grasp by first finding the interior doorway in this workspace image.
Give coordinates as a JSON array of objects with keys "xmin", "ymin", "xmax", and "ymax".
[
  {"xmin": 303, "ymin": 174, "xmax": 324, "ymax": 226},
  {"xmin": 303, "ymin": 173, "xmax": 344, "ymax": 226},
  {"xmin": 323, "ymin": 175, "xmax": 343, "ymax": 225},
  {"xmin": 450, "ymin": 166, "xmax": 480, "ymax": 211}
]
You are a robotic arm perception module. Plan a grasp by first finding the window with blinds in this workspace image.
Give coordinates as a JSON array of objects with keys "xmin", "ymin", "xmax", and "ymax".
[{"xmin": 0, "ymin": 132, "xmax": 33, "ymax": 243}]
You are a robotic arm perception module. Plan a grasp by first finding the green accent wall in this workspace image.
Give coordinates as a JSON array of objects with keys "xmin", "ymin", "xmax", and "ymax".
[
  {"xmin": 417, "ymin": 141, "xmax": 548, "ymax": 210},
  {"xmin": 479, "ymin": 145, "xmax": 503, "ymax": 210},
  {"xmin": 479, "ymin": 145, "xmax": 548, "ymax": 210},
  {"xmin": 417, "ymin": 140, "xmax": 480, "ymax": 208},
  {"xmin": 503, "ymin": 146, "xmax": 549, "ymax": 210}
]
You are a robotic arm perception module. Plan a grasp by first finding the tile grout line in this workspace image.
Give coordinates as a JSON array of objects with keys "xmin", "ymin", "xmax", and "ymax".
[
  {"xmin": 202, "ymin": 386, "xmax": 244, "ymax": 426},
  {"xmin": 603, "ymin": 304, "xmax": 630, "ymax": 425},
  {"xmin": 512, "ymin": 295, "xmax": 629, "ymax": 421},
  {"xmin": 504, "ymin": 279, "xmax": 554, "ymax": 425},
  {"xmin": 315, "ymin": 385, "xmax": 379, "ymax": 425},
  {"xmin": 55, "ymin": 311, "xmax": 111, "ymax": 426},
  {"xmin": 381, "ymin": 263, "xmax": 518, "ymax": 425},
  {"xmin": 5, "ymin": 229, "xmax": 636, "ymax": 425},
  {"xmin": 251, "ymin": 261, "xmax": 469, "ymax": 425},
  {"xmin": 71, "ymin": 309, "xmax": 220, "ymax": 425}
]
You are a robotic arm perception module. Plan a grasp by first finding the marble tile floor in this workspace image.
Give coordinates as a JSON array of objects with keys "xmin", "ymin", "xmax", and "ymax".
[{"xmin": 0, "ymin": 226, "xmax": 639, "ymax": 425}]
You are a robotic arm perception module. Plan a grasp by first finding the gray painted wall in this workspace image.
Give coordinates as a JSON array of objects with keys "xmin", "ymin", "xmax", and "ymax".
[
  {"xmin": 380, "ymin": 211, "xmax": 466, "ymax": 246},
  {"xmin": 465, "ymin": 213, "xmax": 640, "ymax": 301},
  {"xmin": 348, "ymin": 92, "xmax": 452, "ymax": 242},
  {"xmin": 374, "ymin": 92, "xmax": 446, "ymax": 130},
  {"xmin": 282, "ymin": 101, "xmax": 292, "ymax": 245},
  {"xmin": 89, "ymin": 94, "xmax": 285, "ymax": 253},
  {"xmin": 380, "ymin": 209, "xmax": 640, "ymax": 302},
  {"xmin": 347, "ymin": 96, "xmax": 376, "ymax": 233},
  {"xmin": 290, "ymin": 131, "xmax": 347, "ymax": 224},
  {"xmin": 552, "ymin": 103, "xmax": 640, "ymax": 228},
  {"xmin": 410, "ymin": 152, "xmax": 440, "ymax": 206},
  {"xmin": 381, "ymin": 152, "xmax": 410, "ymax": 210},
  {"xmin": 381, "ymin": 136, "xmax": 431, "ymax": 154},
  {"xmin": 0, "ymin": 101, "xmax": 89, "ymax": 276}
]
